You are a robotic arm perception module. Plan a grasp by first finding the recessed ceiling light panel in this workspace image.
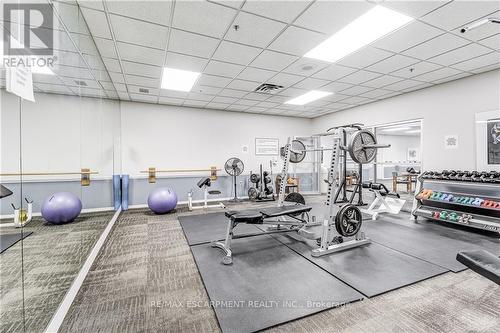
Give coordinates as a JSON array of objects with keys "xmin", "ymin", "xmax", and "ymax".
[
  {"xmin": 305, "ymin": 6, "xmax": 413, "ymax": 63},
  {"xmin": 161, "ymin": 67, "xmax": 200, "ymax": 92},
  {"xmin": 285, "ymin": 90, "xmax": 333, "ymax": 105}
]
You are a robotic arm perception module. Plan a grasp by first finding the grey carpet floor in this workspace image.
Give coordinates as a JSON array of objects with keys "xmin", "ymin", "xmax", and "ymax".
[
  {"xmin": 0, "ymin": 211, "xmax": 114, "ymax": 333},
  {"xmin": 60, "ymin": 201, "xmax": 500, "ymax": 333}
]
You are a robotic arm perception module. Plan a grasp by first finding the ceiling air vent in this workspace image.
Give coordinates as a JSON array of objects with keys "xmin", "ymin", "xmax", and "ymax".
[
  {"xmin": 74, "ymin": 80, "xmax": 87, "ymax": 86},
  {"xmin": 254, "ymin": 83, "xmax": 283, "ymax": 94},
  {"xmin": 139, "ymin": 88, "xmax": 149, "ymax": 93}
]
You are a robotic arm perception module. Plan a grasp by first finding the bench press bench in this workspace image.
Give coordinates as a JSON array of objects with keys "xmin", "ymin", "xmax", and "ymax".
[{"xmin": 212, "ymin": 204, "xmax": 314, "ymax": 264}]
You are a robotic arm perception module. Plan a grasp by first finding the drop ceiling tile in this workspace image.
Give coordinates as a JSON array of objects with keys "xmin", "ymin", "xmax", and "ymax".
[
  {"xmin": 312, "ymin": 64, "xmax": 357, "ymax": 81},
  {"xmin": 160, "ymin": 90, "xmax": 189, "ymax": 99},
  {"xmin": 159, "ymin": 97, "xmax": 184, "ymax": 105},
  {"xmin": 172, "ymin": 1, "xmax": 236, "ymax": 38},
  {"xmin": 293, "ymin": 77, "xmax": 329, "ymax": 90},
  {"xmin": 36, "ymin": 83, "xmax": 74, "ymax": 94},
  {"xmin": 80, "ymin": 8, "xmax": 112, "ymax": 39},
  {"xmin": 206, "ymin": 102, "xmax": 230, "ymax": 110},
  {"xmin": 429, "ymin": 43, "xmax": 492, "ymax": 66},
  {"xmin": 225, "ymin": 12, "xmax": 286, "ymax": 47},
  {"xmin": 242, "ymin": 0, "xmax": 311, "ymax": 23},
  {"xmin": 117, "ymin": 92, "xmax": 130, "ymax": 100},
  {"xmin": 470, "ymin": 62, "xmax": 500, "ymax": 74},
  {"xmin": 278, "ymin": 87, "xmax": 309, "ymax": 97},
  {"xmin": 111, "ymin": 14, "xmax": 169, "ymax": 49},
  {"xmin": 412, "ymin": 67, "xmax": 463, "ymax": 82},
  {"xmin": 403, "ymin": 33, "xmax": 469, "ymax": 60},
  {"xmin": 225, "ymin": 79, "xmax": 259, "ymax": 91},
  {"xmin": 204, "ymin": 60, "xmax": 244, "ymax": 77},
  {"xmin": 340, "ymin": 96, "xmax": 371, "ymax": 105},
  {"xmin": 267, "ymin": 72, "xmax": 306, "ymax": 87},
  {"xmin": 244, "ymin": 92, "xmax": 273, "ymax": 101},
  {"xmin": 72, "ymin": 34, "xmax": 99, "ymax": 55},
  {"xmin": 233, "ymin": 99, "xmax": 260, "ymax": 106},
  {"xmin": 360, "ymin": 88, "xmax": 394, "ymax": 99},
  {"xmin": 102, "ymin": 58, "xmax": 122, "ymax": 73},
  {"xmin": 421, "ymin": 1, "xmax": 500, "ymax": 31},
  {"xmin": 246, "ymin": 106, "xmax": 267, "ymax": 113},
  {"xmin": 338, "ymin": 70, "xmax": 382, "ymax": 85},
  {"xmin": 125, "ymin": 74, "xmax": 159, "ymax": 88},
  {"xmin": 366, "ymin": 54, "xmax": 419, "ymax": 74},
  {"xmin": 256, "ymin": 101, "xmax": 280, "ymax": 108},
  {"xmin": 192, "ymin": 85, "xmax": 222, "ymax": 95},
  {"xmin": 432, "ymin": 72, "xmax": 471, "ymax": 84},
  {"xmin": 319, "ymin": 81, "xmax": 353, "ymax": 93},
  {"xmin": 76, "ymin": 87, "xmax": 107, "ymax": 98},
  {"xmin": 93, "ymin": 38, "xmax": 118, "ymax": 58},
  {"xmin": 91, "ymin": 70, "xmax": 112, "ymax": 82},
  {"xmin": 340, "ymin": 85, "xmax": 374, "ymax": 96},
  {"xmin": 266, "ymin": 95, "xmax": 290, "ymax": 103},
  {"xmin": 210, "ymin": 1, "xmax": 245, "ymax": 9},
  {"xmin": 197, "ymin": 74, "xmax": 232, "ymax": 88},
  {"xmin": 53, "ymin": 50, "xmax": 86, "ymax": 68},
  {"xmin": 212, "ymin": 96, "xmax": 238, "ymax": 104},
  {"xmin": 451, "ymin": 51, "xmax": 500, "ymax": 71},
  {"xmin": 117, "ymin": 42, "xmax": 165, "ymax": 66},
  {"xmin": 391, "ymin": 61, "xmax": 442, "ymax": 79},
  {"xmin": 401, "ymin": 82, "xmax": 434, "ymax": 93},
  {"xmin": 129, "ymin": 93, "xmax": 158, "ymax": 103},
  {"xmin": 187, "ymin": 92, "xmax": 216, "ymax": 101},
  {"xmin": 32, "ymin": 74, "xmax": 64, "ymax": 85},
  {"xmin": 479, "ymin": 33, "xmax": 500, "ymax": 50},
  {"xmin": 383, "ymin": 79, "xmax": 426, "ymax": 91},
  {"xmin": 250, "ymin": 50, "xmax": 298, "ymax": 71},
  {"xmin": 83, "ymin": 54, "xmax": 106, "ymax": 70},
  {"xmin": 294, "ymin": 0, "xmax": 374, "ymax": 34},
  {"xmin": 169, "ymin": 29, "xmax": 219, "ymax": 59},
  {"xmin": 212, "ymin": 41, "xmax": 261, "ymax": 65},
  {"xmin": 106, "ymin": 0, "xmax": 172, "ymax": 26},
  {"xmin": 363, "ymin": 75, "xmax": 404, "ymax": 88},
  {"xmin": 283, "ymin": 57, "xmax": 330, "ymax": 76},
  {"xmin": 455, "ymin": 11, "xmax": 500, "ymax": 42},
  {"xmin": 105, "ymin": 90, "xmax": 119, "ymax": 99},
  {"xmin": 127, "ymin": 85, "xmax": 159, "ymax": 95},
  {"xmin": 219, "ymin": 88, "xmax": 248, "ymax": 98},
  {"xmin": 122, "ymin": 61, "xmax": 161, "ymax": 78},
  {"xmin": 373, "ymin": 21, "xmax": 444, "ymax": 53},
  {"xmin": 99, "ymin": 81, "xmax": 116, "ymax": 90},
  {"xmin": 237, "ymin": 67, "xmax": 276, "ymax": 82},
  {"xmin": 77, "ymin": 0, "xmax": 104, "ymax": 11},
  {"xmin": 269, "ymin": 26, "xmax": 327, "ymax": 56},
  {"xmin": 165, "ymin": 52, "xmax": 208, "ymax": 72},
  {"xmin": 381, "ymin": 0, "xmax": 450, "ymax": 18},
  {"xmin": 227, "ymin": 104, "xmax": 250, "ymax": 111},
  {"xmin": 337, "ymin": 47, "xmax": 394, "ymax": 69},
  {"xmin": 183, "ymin": 100, "xmax": 209, "ymax": 108},
  {"xmin": 109, "ymin": 72, "xmax": 125, "ymax": 83}
]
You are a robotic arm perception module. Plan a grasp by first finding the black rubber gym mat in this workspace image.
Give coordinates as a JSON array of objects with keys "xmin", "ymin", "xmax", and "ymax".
[
  {"xmin": 274, "ymin": 233, "xmax": 448, "ymax": 297},
  {"xmin": 362, "ymin": 220, "xmax": 500, "ymax": 272},
  {"xmin": 0, "ymin": 232, "xmax": 33, "ymax": 254},
  {"xmin": 178, "ymin": 212, "xmax": 263, "ymax": 245},
  {"xmin": 191, "ymin": 235, "xmax": 363, "ymax": 333}
]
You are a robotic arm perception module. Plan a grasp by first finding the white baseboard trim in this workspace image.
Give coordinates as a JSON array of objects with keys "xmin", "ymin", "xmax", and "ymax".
[
  {"xmin": 44, "ymin": 207, "xmax": 122, "ymax": 333},
  {"xmin": 0, "ymin": 206, "xmax": 115, "ymax": 221},
  {"xmin": 127, "ymin": 196, "xmax": 250, "ymax": 210}
]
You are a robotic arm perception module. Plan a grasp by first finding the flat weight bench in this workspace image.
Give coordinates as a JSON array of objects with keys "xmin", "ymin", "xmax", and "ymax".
[
  {"xmin": 457, "ymin": 250, "xmax": 500, "ymax": 285},
  {"xmin": 212, "ymin": 205, "xmax": 313, "ymax": 264}
]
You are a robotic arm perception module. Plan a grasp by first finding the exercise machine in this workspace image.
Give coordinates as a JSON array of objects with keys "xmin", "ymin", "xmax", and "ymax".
[
  {"xmin": 248, "ymin": 164, "xmax": 274, "ymax": 202},
  {"xmin": 188, "ymin": 177, "xmax": 225, "ymax": 211},
  {"xmin": 360, "ymin": 182, "xmax": 405, "ymax": 220},
  {"xmin": 213, "ymin": 126, "xmax": 388, "ymax": 264}
]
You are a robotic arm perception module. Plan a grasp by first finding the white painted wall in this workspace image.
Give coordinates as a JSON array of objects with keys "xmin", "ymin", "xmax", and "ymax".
[
  {"xmin": 120, "ymin": 101, "xmax": 312, "ymax": 177},
  {"xmin": 377, "ymin": 134, "xmax": 421, "ymax": 164},
  {"xmin": 312, "ymin": 69, "xmax": 500, "ymax": 171}
]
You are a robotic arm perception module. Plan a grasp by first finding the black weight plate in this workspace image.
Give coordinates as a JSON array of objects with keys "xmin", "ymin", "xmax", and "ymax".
[
  {"xmin": 335, "ymin": 204, "xmax": 362, "ymax": 237},
  {"xmin": 248, "ymin": 188, "xmax": 259, "ymax": 200},
  {"xmin": 250, "ymin": 174, "xmax": 260, "ymax": 183},
  {"xmin": 264, "ymin": 176, "xmax": 272, "ymax": 184},
  {"xmin": 265, "ymin": 185, "xmax": 274, "ymax": 195},
  {"xmin": 284, "ymin": 192, "xmax": 305, "ymax": 205},
  {"xmin": 348, "ymin": 130, "xmax": 377, "ymax": 164}
]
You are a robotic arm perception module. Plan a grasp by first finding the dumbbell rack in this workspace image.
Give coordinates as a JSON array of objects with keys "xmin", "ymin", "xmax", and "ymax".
[{"xmin": 411, "ymin": 176, "xmax": 500, "ymax": 234}]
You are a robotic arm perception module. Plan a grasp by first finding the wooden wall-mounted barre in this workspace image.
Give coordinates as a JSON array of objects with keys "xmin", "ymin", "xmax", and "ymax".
[
  {"xmin": 140, "ymin": 167, "xmax": 220, "ymax": 183},
  {"xmin": 0, "ymin": 168, "xmax": 98, "ymax": 186}
]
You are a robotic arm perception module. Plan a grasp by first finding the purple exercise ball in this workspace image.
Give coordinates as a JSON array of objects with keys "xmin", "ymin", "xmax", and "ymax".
[
  {"xmin": 41, "ymin": 192, "xmax": 82, "ymax": 224},
  {"xmin": 148, "ymin": 187, "xmax": 178, "ymax": 214}
]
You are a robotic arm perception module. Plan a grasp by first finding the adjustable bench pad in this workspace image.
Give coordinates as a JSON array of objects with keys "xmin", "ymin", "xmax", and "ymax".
[
  {"xmin": 456, "ymin": 250, "xmax": 500, "ymax": 285},
  {"xmin": 224, "ymin": 205, "xmax": 312, "ymax": 224}
]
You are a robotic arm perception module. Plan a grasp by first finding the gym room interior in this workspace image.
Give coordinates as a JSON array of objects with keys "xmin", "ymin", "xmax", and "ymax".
[{"xmin": 1, "ymin": 1, "xmax": 499, "ymax": 332}]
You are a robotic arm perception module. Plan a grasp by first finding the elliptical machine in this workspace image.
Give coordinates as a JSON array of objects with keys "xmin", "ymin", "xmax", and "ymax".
[{"xmin": 248, "ymin": 164, "xmax": 275, "ymax": 201}]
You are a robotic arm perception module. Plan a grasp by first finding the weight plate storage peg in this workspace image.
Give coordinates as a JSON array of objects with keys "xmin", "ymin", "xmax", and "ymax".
[{"xmin": 335, "ymin": 204, "xmax": 363, "ymax": 237}]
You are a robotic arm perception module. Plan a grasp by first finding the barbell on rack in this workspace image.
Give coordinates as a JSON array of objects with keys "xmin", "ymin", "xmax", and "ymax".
[{"xmin": 280, "ymin": 129, "xmax": 390, "ymax": 164}]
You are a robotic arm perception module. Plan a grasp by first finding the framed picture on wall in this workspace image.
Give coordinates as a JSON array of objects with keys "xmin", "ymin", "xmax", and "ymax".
[
  {"xmin": 255, "ymin": 138, "xmax": 279, "ymax": 155},
  {"xmin": 407, "ymin": 148, "xmax": 418, "ymax": 161},
  {"xmin": 487, "ymin": 119, "xmax": 500, "ymax": 164}
]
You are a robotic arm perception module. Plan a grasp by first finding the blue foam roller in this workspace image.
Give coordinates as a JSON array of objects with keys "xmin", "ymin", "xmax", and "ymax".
[
  {"xmin": 113, "ymin": 175, "xmax": 121, "ymax": 210},
  {"xmin": 121, "ymin": 174, "xmax": 129, "ymax": 211}
]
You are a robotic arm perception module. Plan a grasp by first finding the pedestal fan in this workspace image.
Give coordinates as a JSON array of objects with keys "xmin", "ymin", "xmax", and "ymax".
[{"xmin": 224, "ymin": 157, "xmax": 244, "ymax": 202}]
